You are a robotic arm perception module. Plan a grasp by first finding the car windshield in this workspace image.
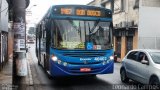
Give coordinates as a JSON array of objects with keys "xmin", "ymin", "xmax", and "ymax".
[
  {"xmin": 52, "ymin": 19, "xmax": 112, "ymax": 50},
  {"xmin": 149, "ymin": 52, "xmax": 160, "ymax": 64}
]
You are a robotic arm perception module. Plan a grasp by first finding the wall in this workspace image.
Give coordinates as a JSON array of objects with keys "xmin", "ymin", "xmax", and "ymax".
[
  {"xmin": 138, "ymin": 0, "xmax": 160, "ymax": 49},
  {"xmin": 113, "ymin": 0, "xmax": 139, "ymax": 28},
  {"xmin": 0, "ymin": 0, "xmax": 8, "ymax": 32},
  {"xmin": 88, "ymin": 0, "xmax": 101, "ymax": 6},
  {"xmin": 138, "ymin": 7, "xmax": 160, "ymax": 49},
  {"xmin": 142, "ymin": 0, "xmax": 160, "ymax": 7},
  {"xmin": 113, "ymin": 0, "xmax": 139, "ymax": 59}
]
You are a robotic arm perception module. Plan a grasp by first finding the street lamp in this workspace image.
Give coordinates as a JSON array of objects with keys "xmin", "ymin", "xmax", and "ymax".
[
  {"xmin": 27, "ymin": 4, "xmax": 37, "ymax": 10},
  {"xmin": 26, "ymin": 4, "xmax": 37, "ymax": 14},
  {"xmin": 26, "ymin": 4, "xmax": 37, "ymax": 21}
]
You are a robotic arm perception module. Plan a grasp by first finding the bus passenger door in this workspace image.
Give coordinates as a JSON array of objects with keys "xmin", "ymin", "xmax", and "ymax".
[
  {"xmin": 45, "ymin": 21, "xmax": 51, "ymax": 71},
  {"xmin": 40, "ymin": 24, "xmax": 46, "ymax": 68},
  {"xmin": 37, "ymin": 24, "xmax": 42, "ymax": 65}
]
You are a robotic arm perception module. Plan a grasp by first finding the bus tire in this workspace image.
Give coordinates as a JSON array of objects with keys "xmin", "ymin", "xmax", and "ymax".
[
  {"xmin": 47, "ymin": 74, "xmax": 53, "ymax": 79},
  {"xmin": 38, "ymin": 54, "xmax": 41, "ymax": 66},
  {"xmin": 38, "ymin": 61, "xmax": 40, "ymax": 66},
  {"xmin": 90, "ymin": 74, "xmax": 97, "ymax": 77}
]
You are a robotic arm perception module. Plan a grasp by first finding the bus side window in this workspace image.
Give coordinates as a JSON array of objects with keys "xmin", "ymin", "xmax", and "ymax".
[
  {"xmin": 52, "ymin": 22, "xmax": 58, "ymax": 47},
  {"xmin": 51, "ymin": 21, "xmax": 55, "ymax": 47},
  {"xmin": 56, "ymin": 26, "xmax": 62, "ymax": 47},
  {"xmin": 39, "ymin": 24, "xmax": 42, "ymax": 38}
]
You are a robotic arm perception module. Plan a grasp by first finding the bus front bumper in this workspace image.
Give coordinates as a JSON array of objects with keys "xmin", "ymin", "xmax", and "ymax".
[{"xmin": 49, "ymin": 60, "xmax": 114, "ymax": 77}]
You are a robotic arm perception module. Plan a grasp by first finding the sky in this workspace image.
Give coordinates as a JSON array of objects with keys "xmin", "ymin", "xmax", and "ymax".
[
  {"xmin": 52, "ymin": 0, "xmax": 93, "ymax": 5},
  {"xmin": 26, "ymin": 0, "xmax": 93, "ymax": 27}
]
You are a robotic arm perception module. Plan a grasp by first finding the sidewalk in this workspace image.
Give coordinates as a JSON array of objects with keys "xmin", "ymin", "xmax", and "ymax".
[
  {"xmin": 12, "ymin": 52, "xmax": 36, "ymax": 90},
  {"xmin": 0, "ymin": 58, "xmax": 12, "ymax": 85},
  {"xmin": 0, "ymin": 52, "xmax": 34, "ymax": 90}
]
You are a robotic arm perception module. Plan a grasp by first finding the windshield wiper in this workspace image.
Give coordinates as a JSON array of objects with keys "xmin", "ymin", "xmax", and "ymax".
[
  {"xmin": 67, "ymin": 18, "xmax": 79, "ymax": 32},
  {"xmin": 88, "ymin": 22, "xmax": 91, "ymax": 34},
  {"xmin": 89, "ymin": 19, "xmax": 100, "ymax": 34},
  {"xmin": 79, "ymin": 21, "xmax": 82, "ymax": 42}
]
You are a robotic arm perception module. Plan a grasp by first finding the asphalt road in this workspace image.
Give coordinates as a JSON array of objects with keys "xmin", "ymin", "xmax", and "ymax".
[{"xmin": 27, "ymin": 44, "xmax": 139, "ymax": 90}]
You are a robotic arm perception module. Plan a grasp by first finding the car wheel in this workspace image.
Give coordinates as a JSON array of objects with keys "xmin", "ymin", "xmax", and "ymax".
[
  {"xmin": 120, "ymin": 69, "xmax": 129, "ymax": 83},
  {"xmin": 149, "ymin": 77, "xmax": 160, "ymax": 85}
]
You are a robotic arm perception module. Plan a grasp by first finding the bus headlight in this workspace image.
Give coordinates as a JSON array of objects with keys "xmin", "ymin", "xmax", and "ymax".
[
  {"xmin": 58, "ymin": 60, "xmax": 62, "ymax": 64},
  {"xmin": 63, "ymin": 62, "xmax": 68, "ymax": 66},
  {"xmin": 51, "ymin": 56, "xmax": 58, "ymax": 62},
  {"xmin": 51, "ymin": 55, "xmax": 68, "ymax": 66},
  {"xmin": 110, "ymin": 56, "xmax": 114, "ymax": 60},
  {"xmin": 102, "ymin": 56, "xmax": 114, "ymax": 65},
  {"xmin": 102, "ymin": 61, "xmax": 107, "ymax": 65}
]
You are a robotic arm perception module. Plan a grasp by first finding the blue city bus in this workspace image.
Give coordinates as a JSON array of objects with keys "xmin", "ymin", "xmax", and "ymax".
[{"xmin": 35, "ymin": 5, "xmax": 114, "ymax": 77}]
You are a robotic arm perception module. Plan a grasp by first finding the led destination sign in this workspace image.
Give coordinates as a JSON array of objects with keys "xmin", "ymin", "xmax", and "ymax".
[
  {"xmin": 53, "ymin": 6, "xmax": 112, "ymax": 18},
  {"xmin": 61, "ymin": 8, "xmax": 101, "ymax": 17}
]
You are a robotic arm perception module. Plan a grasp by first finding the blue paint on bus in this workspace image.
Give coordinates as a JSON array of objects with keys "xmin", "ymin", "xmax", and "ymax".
[
  {"xmin": 36, "ymin": 5, "xmax": 114, "ymax": 77},
  {"xmin": 49, "ymin": 48, "xmax": 114, "ymax": 76}
]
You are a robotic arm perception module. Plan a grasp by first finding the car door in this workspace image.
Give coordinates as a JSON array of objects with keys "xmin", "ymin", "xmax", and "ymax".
[
  {"xmin": 124, "ymin": 51, "xmax": 139, "ymax": 80},
  {"xmin": 134, "ymin": 52, "xmax": 149, "ymax": 84}
]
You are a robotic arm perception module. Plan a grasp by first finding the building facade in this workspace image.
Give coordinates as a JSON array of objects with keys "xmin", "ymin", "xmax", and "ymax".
[
  {"xmin": 88, "ymin": 0, "xmax": 138, "ymax": 59},
  {"xmin": 0, "ymin": 0, "xmax": 8, "ymax": 71},
  {"xmin": 88, "ymin": 0, "xmax": 160, "ymax": 60},
  {"xmin": 138, "ymin": 0, "xmax": 160, "ymax": 49}
]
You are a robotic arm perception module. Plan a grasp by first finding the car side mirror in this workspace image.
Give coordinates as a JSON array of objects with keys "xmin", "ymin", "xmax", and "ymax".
[{"xmin": 141, "ymin": 60, "xmax": 149, "ymax": 65}]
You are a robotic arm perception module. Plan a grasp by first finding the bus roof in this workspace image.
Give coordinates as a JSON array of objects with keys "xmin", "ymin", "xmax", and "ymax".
[
  {"xmin": 51, "ymin": 5, "xmax": 112, "ymax": 11},
  {"xmin": 37, "ymin": 5, "xmax": 112, "ymax": 25}
]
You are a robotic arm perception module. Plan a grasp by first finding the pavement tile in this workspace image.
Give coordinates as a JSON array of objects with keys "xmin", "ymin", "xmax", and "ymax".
[{"xmin": 0, "ymin": 59, "xmax": 12, "ymax": 84}]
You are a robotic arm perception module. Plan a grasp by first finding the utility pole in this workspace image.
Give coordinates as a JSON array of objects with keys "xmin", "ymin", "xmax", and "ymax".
[{"xmin": 12, "ymin": 0, "xmax": 27, "ymax": 76}]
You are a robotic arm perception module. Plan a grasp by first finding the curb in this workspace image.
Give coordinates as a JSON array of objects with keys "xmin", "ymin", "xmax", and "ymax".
[{"xmin": 27, "ymin": 53, "xmax": 33, "ymax": 86}]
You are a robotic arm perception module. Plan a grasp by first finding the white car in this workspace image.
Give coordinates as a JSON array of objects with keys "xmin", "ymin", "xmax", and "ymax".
[{"xmin": 120, "ymin": 49, "xmax": 160, "ymax": 85}]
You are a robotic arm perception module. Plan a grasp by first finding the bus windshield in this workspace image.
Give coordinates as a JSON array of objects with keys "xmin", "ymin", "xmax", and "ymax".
[{"xmin": 52, "ymin": 19, "xmax": 112, "ymax": 50}]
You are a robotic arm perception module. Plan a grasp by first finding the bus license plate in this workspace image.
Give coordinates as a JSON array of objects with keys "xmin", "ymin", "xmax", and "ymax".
[{"xmin": 80, "ymin": 68, "xmax": 91, "ymax": 72}]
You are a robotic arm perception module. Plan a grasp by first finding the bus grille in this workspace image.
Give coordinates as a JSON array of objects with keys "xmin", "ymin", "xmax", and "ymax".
[{"xmin": 60, "ymin": 50, "xmax": 106, "ymax": 57}]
